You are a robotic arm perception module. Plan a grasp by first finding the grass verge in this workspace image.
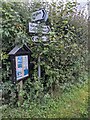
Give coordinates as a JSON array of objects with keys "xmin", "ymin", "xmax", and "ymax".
[{"xmin": 1, "ymin": 81, "xmax": 88, "ymax": 118}]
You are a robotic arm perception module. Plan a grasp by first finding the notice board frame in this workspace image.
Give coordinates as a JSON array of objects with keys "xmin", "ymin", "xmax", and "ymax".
[{"xmin": 9, "ymin": 45, "xmax": 31, "ymax": 84}]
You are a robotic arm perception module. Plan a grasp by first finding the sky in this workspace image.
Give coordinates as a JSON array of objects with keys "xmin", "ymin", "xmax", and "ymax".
[{"xmin": 77, "ymin": 0, "xmax": 87, "ymax": 2}]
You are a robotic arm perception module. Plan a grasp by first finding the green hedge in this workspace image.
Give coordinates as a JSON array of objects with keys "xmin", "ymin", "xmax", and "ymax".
[{"xmin": 1, "ymin": 0, "xmax": 88, "ymax": 105}]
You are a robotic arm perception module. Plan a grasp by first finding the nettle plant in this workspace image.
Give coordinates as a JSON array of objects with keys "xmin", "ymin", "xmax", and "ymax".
[{"xmin": 1, "ymin": 0, "xmax": 88, "ymax": 104}]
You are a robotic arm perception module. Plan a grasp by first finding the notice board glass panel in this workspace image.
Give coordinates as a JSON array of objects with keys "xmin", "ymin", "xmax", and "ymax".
[{"xmin": 15, "ymin": 55, "xmax": 29, "ymax": 80}]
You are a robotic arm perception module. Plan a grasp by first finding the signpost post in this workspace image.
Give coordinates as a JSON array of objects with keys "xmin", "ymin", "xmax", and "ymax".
[{"xmin": 38, "ymin": 55, "xmax": 41, "ymax": 78}]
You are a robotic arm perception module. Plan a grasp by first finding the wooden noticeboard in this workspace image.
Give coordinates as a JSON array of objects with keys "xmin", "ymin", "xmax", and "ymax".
[{"xmin": 9, "ymin": 44, "xmax": 31, "ymax": 83}]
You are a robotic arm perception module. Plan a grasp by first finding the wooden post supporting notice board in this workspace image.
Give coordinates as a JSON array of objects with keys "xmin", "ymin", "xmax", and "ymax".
[{"xmin": 17, "ymin": 80, "xmax": 23, "ymax": 104}]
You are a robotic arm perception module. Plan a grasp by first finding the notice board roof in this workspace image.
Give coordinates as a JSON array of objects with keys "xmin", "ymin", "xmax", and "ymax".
[{"xmin": 9, "ymin": 44, "xmax": 31, "ymax": 55}]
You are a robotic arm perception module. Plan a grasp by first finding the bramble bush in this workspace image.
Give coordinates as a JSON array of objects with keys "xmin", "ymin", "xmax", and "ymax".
[{"xmin": 1, "ymin": 0, "xmax": 88, "ymax": 105}]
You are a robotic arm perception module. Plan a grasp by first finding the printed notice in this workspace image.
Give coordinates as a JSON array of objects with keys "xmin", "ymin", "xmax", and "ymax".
[{"xmin": 15, "ymin": 55, "xmax": 29, "ymax": 80}]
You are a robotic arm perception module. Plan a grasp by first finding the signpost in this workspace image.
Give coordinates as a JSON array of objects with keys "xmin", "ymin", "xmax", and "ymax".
[
  {"xmin": 31, "ymin": 9, "xmax": 48, "ymax": 22},
  {"xmin": 29, "ymin": 8, "xmax": 50, "ymax": 80}
]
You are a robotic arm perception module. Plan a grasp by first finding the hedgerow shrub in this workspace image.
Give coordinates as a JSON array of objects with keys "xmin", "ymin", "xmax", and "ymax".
[{"xmin": 1, "ymin": 0, "xmax": 88, "ymax": 105}]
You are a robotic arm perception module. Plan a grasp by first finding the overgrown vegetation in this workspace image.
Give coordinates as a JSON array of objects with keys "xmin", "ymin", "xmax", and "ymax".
[
  {"xmin": 1, "ymin": 80, "xmax": 88, "ymax": 118},
  {"xmin": 1, "ymin": 0, "xmax": 88, "ymax": 118}
]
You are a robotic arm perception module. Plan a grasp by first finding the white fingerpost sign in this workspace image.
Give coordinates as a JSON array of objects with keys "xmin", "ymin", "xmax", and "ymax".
[
  {"xmin": 29, "ymin": 22, "xmax": 50, "ymax": 34},
  {"xmin": 31, "ymin": 9, "xmax": 48, "ymax": 22},
  {"xmin": 32, "ymin": 36, "xmax": 49, "ymax": 42}
]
